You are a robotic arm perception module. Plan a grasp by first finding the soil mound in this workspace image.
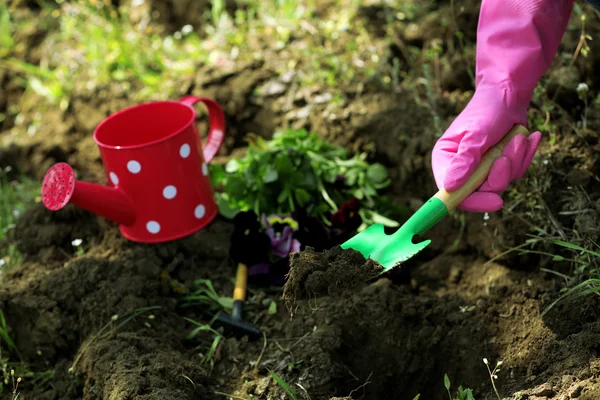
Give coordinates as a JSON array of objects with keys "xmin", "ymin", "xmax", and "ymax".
[{"xmin": 283, "ymin": 246, "xmax": 383, "ymax": 314}]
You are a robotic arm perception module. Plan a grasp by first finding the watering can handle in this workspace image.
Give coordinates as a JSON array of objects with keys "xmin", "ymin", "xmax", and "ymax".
[
  {"xmin": 180, "ymin": 95, "xmax": 226, "ymax": 164},
  {"xmin": 433, "ymin": 124, "xmax": 531, "ymax": 212}
]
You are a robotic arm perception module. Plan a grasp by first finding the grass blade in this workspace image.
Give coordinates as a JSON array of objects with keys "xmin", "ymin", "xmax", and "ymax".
[
  {"xmin": 551, "ymin": 240, "xmax": 600, "ymax": 258},
  {"xmin": 267, "ymin": 369, "xmax": 298, "ymax": 400},
  {"xmin": 541, "ymin": 279, "xmax": 600, "ymax": 317}
]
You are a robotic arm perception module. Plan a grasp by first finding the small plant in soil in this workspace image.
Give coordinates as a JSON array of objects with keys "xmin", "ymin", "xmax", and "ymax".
[
  {"xmin": 185, "ymin": 318, "xmax": 224, "ymax": 371},
  {"xmin": 210, "ymin": 128, "xmax": 400, "ymax": 229},
  {"xmin": 483, "ymin": 358, "xmax": 503, "ymax": 400},
  {"xmin": 444, "ymin": 374, "xmax": 476, "ymax": 400},
  {"xmin": 180, "ymin": 279, "xmax": 233, "ymax": 313}
]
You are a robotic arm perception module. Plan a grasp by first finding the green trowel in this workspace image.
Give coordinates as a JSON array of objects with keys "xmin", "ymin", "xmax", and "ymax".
[{"xmin": 341, "ymin": 124, "xmax": 530, "ymax": 271}]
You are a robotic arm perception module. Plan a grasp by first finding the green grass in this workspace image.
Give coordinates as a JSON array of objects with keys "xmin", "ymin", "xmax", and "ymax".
[
  {"xmin": 184, "ymin": 318, "xmax": 223, "ymax": 371},
  {"xmin": 2, "ymin": 0, "xmax": 440, "ymax": 113},
  {"xmin": 444, "ymin": 374, "xmax": 476, "ymax": 400},
  {"xmin": 267, "ymin": 369, "xmax": 298, "ymax": 400},
  {"xmin": 0, "ymin": 168, "xmax": 40, "ymax": 270},
  {"xmin": 179, "ymin": 279, "xmax": 233, "ymax": 312},
  {"xmin": 2, "ymin": 0, "xmax": 208, "ymax": 108},
  {"xmin": 0, "ymin": 1, "xmax": 14, "ymax": 58}
]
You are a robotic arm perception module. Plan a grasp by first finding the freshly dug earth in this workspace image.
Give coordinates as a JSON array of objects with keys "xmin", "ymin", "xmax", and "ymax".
[
  {"xmin": 283, "ymin": 246, "xmax": 383, "ymax": 315},
  {"xmin": 5, "ymin": 205, "xmax": 600, "ymax": 400}
]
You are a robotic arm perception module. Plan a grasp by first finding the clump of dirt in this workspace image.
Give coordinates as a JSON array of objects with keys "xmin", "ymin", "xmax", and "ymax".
[{"xmin": 283, "ymin": 245, "xmax": 383, "ymax": 313}]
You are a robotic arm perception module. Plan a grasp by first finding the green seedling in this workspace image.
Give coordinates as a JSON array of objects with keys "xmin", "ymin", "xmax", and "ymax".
[
  {"xmin": 444, "ymin": 374, "xmax": 476, "ymax": 400},
  {"xmin": 483, "ymin": 358, "xmax": 503, "ymax": 400},
  {"xmin": 185, "ymin": 318, "xmax": 223, "ymax": 370},
  {"xmin": 540, "ymin": 239, "xmax": 600, "ymax": 316},
  {"xmin": 180, "ymin": 279, "xmax": 233, "ymax": 312}
]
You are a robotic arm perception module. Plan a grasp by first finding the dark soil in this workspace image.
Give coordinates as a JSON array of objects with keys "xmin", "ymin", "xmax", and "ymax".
[
  {"xmin": 2, "ymin": 1, "xmax": 600, "ymax": 400},
  {"xmin": 283, "ymin": 246, "xmax": 383, "ymax": 316}
]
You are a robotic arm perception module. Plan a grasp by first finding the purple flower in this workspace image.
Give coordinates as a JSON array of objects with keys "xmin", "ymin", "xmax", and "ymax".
[{"xmin": 261, "ymin": 214, "xmax": 301, "ymax": 258}]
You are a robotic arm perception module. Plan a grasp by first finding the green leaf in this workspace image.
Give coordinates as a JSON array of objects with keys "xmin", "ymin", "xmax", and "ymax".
[
  {"xmin": 267, "ymin": 369, "xmax": 298, "ymax": 400},
  {"xmin": 226, "ymin": 175, "xmax": 247, "ymax": 195},
  {"xmin": 344, "ymin": 170, "xmax": 358, "ymax": 186},
  {"xmin": 277, "ymin": 189, "xmax": 288, "ymax": 204},
  {"xmin": 367, "ymin": 210, "xmax": 399, "ymax": 227},
  {"xmin": 444, "ymin": 374, "xmax": 451, "ymax": 391},
  {"xmin": 216, "ymin": 194, "xmax": 240, "ymax": 220},
  {"xmin": 209, "ymin": 164, "xmax": 226, "ymax": 184},
  {"xmin": 275, "ymin": 154, "xmax": 295, "ymax": 177},
  {"xmin": 412, "ymin": 395, "xmax": 420, "ymax": 400},
  {"xmin": 323, "ymin": 169, "xmax": 338, "ymax": 183},
  {"xmin": 268, "ymin": 301, "xmax": 277, "ymax": 315},
  {"xmin": 552, "ymin": 255, "xmax": 565, "ymax": 261},
  {"xmin": 364, "ymin": 185, "xmax": 377, "ymax": 196},
  {"xmin": 372, "ymin": 177, "xmax": 392, "ymax": 190},
  {"xmin": 552, "ymin": 240, "xmax": 600, "ymax": 257},
  {"xmin": 0, "ymin": 311, "xmax": 15, "ymax": 351},
  {"xmin": 294, "ymin": 188, "xmax": 311, "ymax": 206},
  {"xmin": 541, "ymin": 278, "xmax": 600, "ymax": 317},
  {"xmin": 225, "ymin": 159, "xmax": 240, "ymax": 173},
  {"xmin": 264, "ymin": 166, "xmax": 278, "ymax": 183},
  {"xmin": 218, "ymin": 297, "xmax": 234, "ymax": 310},
  {"xmin": 367, "ymin": 163, "xmax": 389, "ymax": 183},
  {"xmin": 188, "ymin": 323, "xmax": 214, "ymax": 339}
]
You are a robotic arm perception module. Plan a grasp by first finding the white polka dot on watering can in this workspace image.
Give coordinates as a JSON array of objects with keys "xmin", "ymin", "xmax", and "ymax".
[
  {"xmin": 194, "ymin": 204, "xmax": 205, "ymax": 219},
  {"xmin": 109, "ymin": 172, "xmax": 119, "ymax": 185},
  {"xmin": 146, "ymin": 221, "xmax": 161, "ymax": 234},
  {"xmin": 202, "ymin": 163, "xmax": 208, "ymax": 176},
  {"xmin": 127, "ymin": 160, "xmax": 141, "ymax": 174},
  {"xmin": 180, "ymin": 144, "xmax": 191, "ymax": 158},
  {"xmin": 163, "ymin": 185, "xmax": 177, "ymax": 199}
]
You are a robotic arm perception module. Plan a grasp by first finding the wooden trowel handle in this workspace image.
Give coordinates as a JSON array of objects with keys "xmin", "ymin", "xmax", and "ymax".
[
  {"xmin": 433, "ymin": 124, "xmax": 531, "ymax": 212},
  {"xmin": 233, "ymin": 263, "xmax": 248, "ymax": 302}
]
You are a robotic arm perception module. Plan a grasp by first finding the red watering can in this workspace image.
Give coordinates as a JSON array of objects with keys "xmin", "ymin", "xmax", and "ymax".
[{"xmin": 41, "ymin": 96, "xmax": 226, "ymax": 243}]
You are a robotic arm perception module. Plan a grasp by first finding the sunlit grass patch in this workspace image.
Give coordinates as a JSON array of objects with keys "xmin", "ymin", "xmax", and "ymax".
[{"xmin": 2, "ymin": 0, "xmax": 208, "ymax": 108}]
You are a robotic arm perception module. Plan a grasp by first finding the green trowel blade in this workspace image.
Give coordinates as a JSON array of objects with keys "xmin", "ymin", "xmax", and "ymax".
[{"xmin": 341, "ymin": 197, "xmax": 449, "ymax": 271}]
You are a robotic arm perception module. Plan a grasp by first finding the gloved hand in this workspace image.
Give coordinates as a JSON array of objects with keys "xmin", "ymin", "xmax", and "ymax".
[{"xmin": 432, "ymin": 0, "xmax": 574, "ymax": 213}]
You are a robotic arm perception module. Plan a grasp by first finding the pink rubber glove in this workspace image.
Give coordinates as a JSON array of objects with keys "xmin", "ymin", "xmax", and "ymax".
[{"xmin": 432, "ymin": 0, "xmax": 574, "ymax": 213}]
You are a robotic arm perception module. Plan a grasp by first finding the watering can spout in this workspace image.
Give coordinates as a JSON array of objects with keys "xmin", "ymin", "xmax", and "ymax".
[{"xmin": 41, "ymin": 162, "xmax": 136, "ymax": 227}]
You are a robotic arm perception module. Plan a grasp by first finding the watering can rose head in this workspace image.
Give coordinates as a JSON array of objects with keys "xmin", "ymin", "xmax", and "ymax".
[{"xmin": 261, "ymin": 214, "xmax": 301, "ymax": 258}]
